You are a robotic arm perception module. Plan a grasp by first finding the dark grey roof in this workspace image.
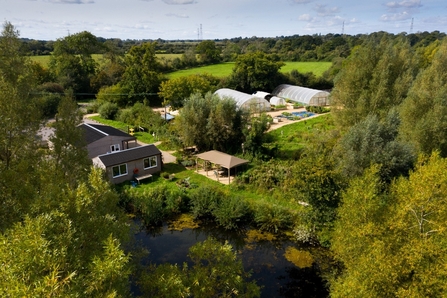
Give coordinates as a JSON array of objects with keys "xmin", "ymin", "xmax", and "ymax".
[
  {"xmin": 97, "ymin": 144, "xmax": 161, "ymax": 167},
  {"xmin": 79, "ymin": 123, "xmax": 136, "ymax": 144}
]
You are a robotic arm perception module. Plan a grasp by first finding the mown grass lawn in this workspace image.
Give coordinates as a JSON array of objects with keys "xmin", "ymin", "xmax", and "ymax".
[{"xmin": 265, "ymin": 113, "xmax": 334, "ymax": 158}]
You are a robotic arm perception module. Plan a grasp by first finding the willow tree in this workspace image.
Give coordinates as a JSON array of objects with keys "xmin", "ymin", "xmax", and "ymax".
[
  {"xmin": 175, "ymin": 92, "xmax": 244, "ymax": 152},
  {"xmin": 0, "ymin": 21, "xmax": 41, "ymax": 230},
  {"xmin": 331, "ymin": 153, "xmax": 447, "ymax": 297},
  {"xmin": 400, "ymin": 38, "xmax": 447, "ymax": 157},
  {"xmin": 331, "ymin": 35, "xmax": 418, "ymax": 129}
]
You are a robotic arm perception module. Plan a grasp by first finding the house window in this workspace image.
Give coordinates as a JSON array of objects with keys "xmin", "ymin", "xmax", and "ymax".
[
  {"xmin": 112, "ymin": 163, "xmax": 127, "ymax": 178},
  {"xmin": 143, "ymin": 156, "xmax": 157, "ymax": 169},
  {"xmin": 110, "ymin": 144, "xmax": 120, "ymax": 152}
]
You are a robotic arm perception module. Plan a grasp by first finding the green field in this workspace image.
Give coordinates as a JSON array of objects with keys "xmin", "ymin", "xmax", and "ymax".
[
  {"xmin": 30, "ymin": 53, "xmax": 331, "ymax": 78},
  {"xmin": 167, "ymin": 61, "xmax": 331, "ymax": 79}
]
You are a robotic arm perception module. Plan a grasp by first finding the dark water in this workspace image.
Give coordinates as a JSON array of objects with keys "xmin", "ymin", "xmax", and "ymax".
[{"xmin": 133, "ymin": 221, "xmax": 329, "ymax": 298}]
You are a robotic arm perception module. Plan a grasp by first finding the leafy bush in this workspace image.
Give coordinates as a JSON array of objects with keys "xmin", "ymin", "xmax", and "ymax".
[
  {"xmin": 98, "ymin": 102, "xmax": 119, "ymax": 120},
  {"xmin": 254, "ymin": 203, "xmax": 293, "ymax": 233},
  {"xmin": 189, "ymin": 185, "xmax": 223, "ymax": 219},
  {"xmin": 306, "ymin": 106, "xmax": 330, "ymax": 114},
  {"xmin": 164, "ymin": 187, "xmax": 189, "ymax": 215},
  {"xmin": 39, "ymin": 93, "xmax": 62, "ymax": 118},
  {"xmin": 212, "ymin": 195, "xmax": 251, "ymax": 230},
  {"xmin": 131, "ymin": 188, "xmax": 165, "ymax": 226}
]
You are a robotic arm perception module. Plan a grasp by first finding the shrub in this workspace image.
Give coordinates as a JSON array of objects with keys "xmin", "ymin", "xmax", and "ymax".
[
  {"xmin": 189, "ymin": 185, "xmax": 223, "ymax": 219},
  {"xmin": 253, "ymin": 203, "xmax": 293, "ymax": 233},
  {"xmin": 98, "ymin": 102, "xmax": 119, "ymax": 120},
  {"xmin": 39, "ymin": 93, "xmax": 62, "ymax": 118},
  {"xmin": 131, "ymin": 188, "xmax": 165, "ymax": 226},
  {"xmin": 212, "ymin": 195, "xmax": 250, "ymax": 230},
  {"xmin": 164, "ymin": 187, "xmax": 188, "ymax": 215}
]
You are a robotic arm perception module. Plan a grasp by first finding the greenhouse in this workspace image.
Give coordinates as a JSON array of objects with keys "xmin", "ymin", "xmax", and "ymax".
[
  {"xmin": 214, "ymin": 88, "xmax": 271, "ymax": 112},
  {"xmin": 252, "ymin": 91, "xmax": 286, "ymax": 106},
  {"xmin": 271, "ymin": 84, "xmax": 330, "ymax": 106}
]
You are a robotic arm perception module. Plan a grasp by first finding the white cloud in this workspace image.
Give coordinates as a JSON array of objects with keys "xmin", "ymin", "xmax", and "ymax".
[
  {"xmin": 314, "ymin": 4, "xmax": 339, "ymax": 16},
  {"xmin": 46, "ymin": 0, "xmax": 94, "ymax": 3},
  {"xmin": 162, "ymin": 0, "xmax": 196, "ymax": 4},
  {"xmin": 289, "ymin": 0, "xmax": 313, "ymax": 3},
  {"xmin": 166, "ymin": 13, "xmax": 189, "ymax": 18},
  {"xmin": 298, "ymin": 14, "xmax": 311, "ymax": 21},
  {"xmin": 386, "ymin": 0, "xmax": 422, "ymax": 9},
  {"xmin": 381, "ymin": 11, "xmax": 411, "ymax": 21}
]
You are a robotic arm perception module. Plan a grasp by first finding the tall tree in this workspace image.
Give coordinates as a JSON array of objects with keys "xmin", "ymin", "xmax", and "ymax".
[
  {"xmin": 228, "ymin": 51, "xmax": 285, "ymax": 93},
  {"xmin": 158, "ymin": 73, "xmax": 221, "ymax": 109},
  {"xmin": 331, "ymin": 35, "xmax": 417, "ymax": 129},
  {"xmin": 49, "ymin": 31, "xmax": 100, "ymax": 97},
  {"xmin": 336, "ymin": 109, "xmax": 415, "ymax": 182},
  {"xmin": 400, "ymin": 38, "xmax": 447, "ymax": 157},
  {"xmin": 0, "ymin": 21, "xmax": 41, "ymax": 230},
  {"xmin": 175, "ymin": 92, "xmax": 244, "ymax": 152},
  {"xmin": 331, "ymin": 153, "xmax": 447, "ymax": 297},
  {"xmin": 120, "ymin": 42, "xmax": 166, "ymax": 104},
  {"xmin": 196, "ymin": 40, "xmax": 222, "ymax": 64}
]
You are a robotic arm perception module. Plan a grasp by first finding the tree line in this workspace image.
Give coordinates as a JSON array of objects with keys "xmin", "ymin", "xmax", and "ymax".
[{"xmin": 4, "ymin": 17, "xmax": 447, "ymax": 296}]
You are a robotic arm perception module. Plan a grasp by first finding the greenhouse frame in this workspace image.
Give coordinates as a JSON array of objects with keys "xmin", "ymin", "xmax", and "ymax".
[
  {"xmin": 271, "ymin": 84, "xmax": 330, "ymax": 106},
  {"xmin": 252, "ymin": 91, "xmax": 286, "ymax": 106},
  {"xmin": 214, "ymin": 88, "xmax": 271, "ymax": 112}
]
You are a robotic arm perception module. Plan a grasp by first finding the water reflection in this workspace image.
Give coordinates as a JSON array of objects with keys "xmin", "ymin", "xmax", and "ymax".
[{"xmin": 133, "ymin": 220, "xmax": 329, "ymax": 298}]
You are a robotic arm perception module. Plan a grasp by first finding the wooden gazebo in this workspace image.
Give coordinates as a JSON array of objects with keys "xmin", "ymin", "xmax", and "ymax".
[{"xmin": 195, "ymin": 150, "xmax": 248, "ymax": 184}]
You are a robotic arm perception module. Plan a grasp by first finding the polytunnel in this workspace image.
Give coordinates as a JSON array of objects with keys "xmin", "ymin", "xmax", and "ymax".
[
  {"xmin": 271, "ymin": 84, "xmax": 330, "ymax": 106},
  {"xmin": 252, "ymin": 91, "xmax": 286, "ymax": 106},
  {"xmin": 214, "ymin": 88, "xmax": 271, "ymax": 112}
]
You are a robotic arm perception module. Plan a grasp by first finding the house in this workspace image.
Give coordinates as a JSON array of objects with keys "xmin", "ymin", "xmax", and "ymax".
[
  {"xmin": 93, "ymin": 144, "xmax": 162, "ymax": 184},
  {"xmin": 79, "ymin": 123, "xmax": 138, "ymax": 159}
]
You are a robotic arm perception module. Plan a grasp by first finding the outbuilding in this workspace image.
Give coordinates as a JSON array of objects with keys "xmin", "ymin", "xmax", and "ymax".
[
  {"xmin": 214, "ymin": 88, "xmax": 271, "ymax": 112},
  {"xmin": 272, "ymin": 84, "xmax": 330, "ymax": 106}
]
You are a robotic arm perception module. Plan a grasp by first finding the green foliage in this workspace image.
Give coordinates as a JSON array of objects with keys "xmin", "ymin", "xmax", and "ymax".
[
  {"xmin": 158, "ymin": 73, "xmax": 220, "ymax": 109},
  {"xmin": 254, "ymin": 203, "xmax": 294, "ymax": 233},
  {"xmin": 140, "ymin": 237, "xmax": 260, "ymax": 297},
  {"xmin": 228, "ymin": 51, "xmax": 285, "ymax": 93},
  {"xmin": 336, "ymin": 110, "xmax": 415, "ymax": 181},
  {"xmin": 331, "ymin": 153, "xmax": 447, "ymax": 297},
  {"xmin": 306, "ymin": 105, "xmax": 330, "ymax": 113},
  {"xmin": 189, "ymin": 185, "xmax": 224, "ymax": 219},
  {"xmin": 98, "ymin": 101, "xmax": 119, "ymax": 119},
  {"xmin": 331, "ymin": 35, "xmax": 418, "ymax": 129},
  {"xmin": 120, "ymin": 41, "xmax": 166, "ymax": 104},
  {"xmin": 400, "ymin": 38, "xmax": 447, "ymax": 157},
  {"xmin": 0, "ymin": 168, "xmax": 131, "ymax": 297},
  {"xmin": 242, "ymin": 113, "xmax": 271, "ymax": 156},
  {"xmin": 212, "ymin": 195, "xmax": 250, "ymax": 230},
  {"xmin": 96, "ymin": 84, "xmax": 128, "ymax": 107},
  {"xmin": 175, "ymin": 92, "xmax": 244, "ymax": 152},
  {"xmin": 127, "ymin": 185, "xmax": 168, "ymax": 226},
  {"xmin": 196, "ymin": 40, "xmax": 222, "ymax": 64},
  {"xmin": 49, "ymin": 95, "xmax": 91, "ymax": 187},
  {"xmin": 49, "ymin": 31, "xmax": 100, "ymax": 97}
]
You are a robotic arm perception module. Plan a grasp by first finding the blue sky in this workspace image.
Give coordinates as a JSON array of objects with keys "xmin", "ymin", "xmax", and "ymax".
[{"xmin": 1, "ymin": 0, "xmax": 446, "ymax": 40}]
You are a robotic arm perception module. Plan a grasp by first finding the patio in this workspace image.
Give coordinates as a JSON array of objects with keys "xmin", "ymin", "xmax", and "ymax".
[{"xmin": 195, "ymin": 150, "xmax": 248, "ymax": 184}]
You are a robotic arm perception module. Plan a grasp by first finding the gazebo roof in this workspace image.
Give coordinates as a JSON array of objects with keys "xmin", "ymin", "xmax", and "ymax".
[{"xmin": 196, "ymin": 150, "xmax": 248, "ymax": 169}]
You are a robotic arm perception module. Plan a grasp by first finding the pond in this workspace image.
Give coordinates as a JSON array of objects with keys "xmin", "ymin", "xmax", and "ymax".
[{"xmin": 132, "ymin": 218, "xmax": 329, "ymax": 297}]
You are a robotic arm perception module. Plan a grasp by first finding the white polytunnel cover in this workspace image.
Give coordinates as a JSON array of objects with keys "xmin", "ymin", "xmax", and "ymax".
[
  {"xmin": 252, "ymin": 91, "xmax": 286, "ymax": 106},
  {"xmin": 214, "ymin": 88, "xmax": 271, "ymax": 112},
  {"xmin": 271, "ymin": 84, "xmax": 330, "ymax": 106}
]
